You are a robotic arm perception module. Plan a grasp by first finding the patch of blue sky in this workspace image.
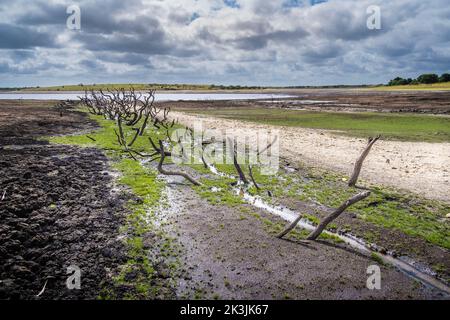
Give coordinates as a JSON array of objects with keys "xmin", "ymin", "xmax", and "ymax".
[
  {"xmin": 223, "ymin": 0, "xmax": 240, "ymax": 9},
  {"xmin": 283, "ymin": 0, "xmax": 328, "ymax": 8}
]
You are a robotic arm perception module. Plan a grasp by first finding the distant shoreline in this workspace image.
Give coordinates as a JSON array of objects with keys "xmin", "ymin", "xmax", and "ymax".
[{"xmin": 2, "ymin": 82, "xmax": 450, "ymax": 93}]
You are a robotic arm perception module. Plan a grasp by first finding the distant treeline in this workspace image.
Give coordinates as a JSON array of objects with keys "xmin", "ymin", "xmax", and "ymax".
[{"xmin": 388, "ymin": 73, "xmax": 450, "ymax": 86}]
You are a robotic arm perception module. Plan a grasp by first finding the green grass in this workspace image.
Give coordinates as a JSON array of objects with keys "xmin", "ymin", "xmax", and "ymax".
[
  {"xmin": 264, "ymin": 166, "xmax": 450, "ymax": 249},
  {"xmin": 48, "ymin": 111, "xmax": 179, "ymax": 299},
  {"xmin": 48, "ymin": 113, "xmax": 167, "ymax": 152},
  {"xmin": 372, "ymin": 82, "xmax": 450, "ymax": 91},
  {"xmin": 114, "ymin": 159, "xmax": 163, "ymax": 203},
  {"xmin": 183, "ymin": 108, "xmax": 450, "ymax": 142},
  {"xmin": 371, "ymin": 252, "xmax": 385, "ymax": 265},
  {"xmin": 197, "ymin": 160, "xmax": 449, "ymax": 250}
]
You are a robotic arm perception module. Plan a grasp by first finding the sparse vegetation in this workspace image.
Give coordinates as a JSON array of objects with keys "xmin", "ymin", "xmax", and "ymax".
[{"xmin": 48, "ymin": 107, "xmax": 180, "ymax": 299}]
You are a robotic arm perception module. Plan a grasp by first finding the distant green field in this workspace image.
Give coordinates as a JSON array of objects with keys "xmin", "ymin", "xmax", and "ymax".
[
  {"xmin": 183, "ymin": 108, "xmax": 450, "ymax": 142},
  {"xmin": 372, "ymin": 82, "xmax": 450, "ymax": 91}
]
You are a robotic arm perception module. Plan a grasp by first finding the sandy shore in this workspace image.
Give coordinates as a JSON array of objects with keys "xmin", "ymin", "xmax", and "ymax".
[{"xmin": 171, "ymin": 111, "xmax": 450, "ymax": 203}]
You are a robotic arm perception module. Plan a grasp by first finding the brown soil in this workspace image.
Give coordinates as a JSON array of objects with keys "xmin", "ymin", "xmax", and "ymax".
[{"xmin": 162, "ymin": 178, "xmax": 446, "ymax": 299}]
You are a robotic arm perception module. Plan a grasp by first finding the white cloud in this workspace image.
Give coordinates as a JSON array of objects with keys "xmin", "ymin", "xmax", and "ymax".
[{"xmin": 0, "ymin": 0, "xmax": 449, "ymax": 86}]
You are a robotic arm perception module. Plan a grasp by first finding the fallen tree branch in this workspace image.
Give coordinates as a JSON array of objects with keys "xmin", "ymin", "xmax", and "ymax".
[
  {"xmin": 348, "ymin": 136, "xmax": 381, "ymax": 187},
  {"xmin": 128, "ymin": 128, "xmax": 141, "ymax": 147},
  {"xmin": 248, "ymin": 165, "xmax": 260, "ymax": 190},
  {"xmin": 276, "ymin": 191, "xmax": 370, "ymax": 240},
  {"xmin": 276, "ymin": 215, "xmax": 303, "ymax": 239},
  {"xmin": 228, "ymin": 138, "xmax": 249, "ymax": 184},
  {"xmin": 257, "ymin": 135, "xmax": 278, "ymax": 156},
  {"xmin": 157, "ymin": 141, "xmax": 202, "ymax": 186},
  {"xmin": 306, "ymin": 191, "xmax": 371, "ymax": 240}
]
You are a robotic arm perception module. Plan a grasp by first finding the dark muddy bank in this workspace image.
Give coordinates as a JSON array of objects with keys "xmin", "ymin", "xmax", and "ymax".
[
  {"xmin": 0, "ymin": 101, "xmax": 126, "ymax": 299},
  {"xmin": 0, "ymin": 100, "xmax": 96, "ymax": 146}
]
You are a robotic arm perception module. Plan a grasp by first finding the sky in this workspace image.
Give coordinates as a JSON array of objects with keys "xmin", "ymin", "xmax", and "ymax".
[{"xmin": 0, "ymin": 0, "xmax": 449, "ymax": 87}]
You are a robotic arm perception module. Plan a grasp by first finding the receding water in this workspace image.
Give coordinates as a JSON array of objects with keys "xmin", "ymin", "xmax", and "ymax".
[{"xmin": 0, "ymin": 92, "xmax": 292, "ymax": 101}]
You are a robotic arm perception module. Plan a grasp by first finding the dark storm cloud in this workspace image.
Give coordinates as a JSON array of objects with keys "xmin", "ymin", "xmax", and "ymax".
[
  {"xmin": 309, "ymin": 5, "xmax": 385, "ymax": 41},
  {"xmin": 15, "ymin": 0, "xmax": 147, "ymax": 33},
  {"xmin": 79, "ymin": 59, "xmax": 101, "ymax": 70},
  {"xmin": 75, "ymin": 25, "xmax": 169, "ymax": 55},
  {"xmin": 233, "ymin": 29, "xmax": 309, "ymax": 50},
  {"xmin": 0, "ymin": 23, "xmax": 56, "ymax": 49},
  {"xmin": 8, "ymin": 49, "xmax": 36, "ymax": 61},
  {"xmin": 96, "ymin": 52, "xmax": 152, "ymax": 66},
  {"xmin": 300, "ymin": 43, "xmax": 344, "ymax": 63},
  {"xmin": 0, "ymin": 62, "xmax": 13, "ymax": 73},
  {"xmin": 15, "ymin": 2, "xmax": 67, "ymax": 26},
  {"xmin": 0, "ymin": 0, "xmax": 449, "ymax": 86},
  {"xmin": 0, "ymin": 59, "xmax": 65, "ymax": 75}
]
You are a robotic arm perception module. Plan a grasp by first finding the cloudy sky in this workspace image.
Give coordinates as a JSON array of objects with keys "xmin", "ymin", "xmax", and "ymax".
[{"xmin": 0, "ymin": 0, "xmax": 449, "ymax": 87}]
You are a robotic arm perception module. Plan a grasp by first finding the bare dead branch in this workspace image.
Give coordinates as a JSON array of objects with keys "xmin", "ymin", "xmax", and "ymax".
[
  {"xmin": 257, "ymin": 135, "xmax": 278, "ymax": 157},
  {"xmin": 276, "ymin": 215, "xmax": 303, "ymax": 239},
  {"xmin": 348, "ymin": 136, "xmax": 381, "ymax": 187},
  {"xmin": 276, "ymin": 191, "xmax": 370, "ymax": 240},
  {"xmin": 128, "ymin": 128, "xmax": 141, "ymax": 147},
  {"xmin": 228, "ymin": 138, "xmax": 249, "ymax": 184},
  {"xmin": 157, "ymin": 141, "xmax": 202, "ymax": 186},
  {"xmin": 306, "ymin": 191, "xmax": 371, "ymax": 240},
  {"xmin": 248, "ymin": 165, "xmax": 260, "ymax": 190}
]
